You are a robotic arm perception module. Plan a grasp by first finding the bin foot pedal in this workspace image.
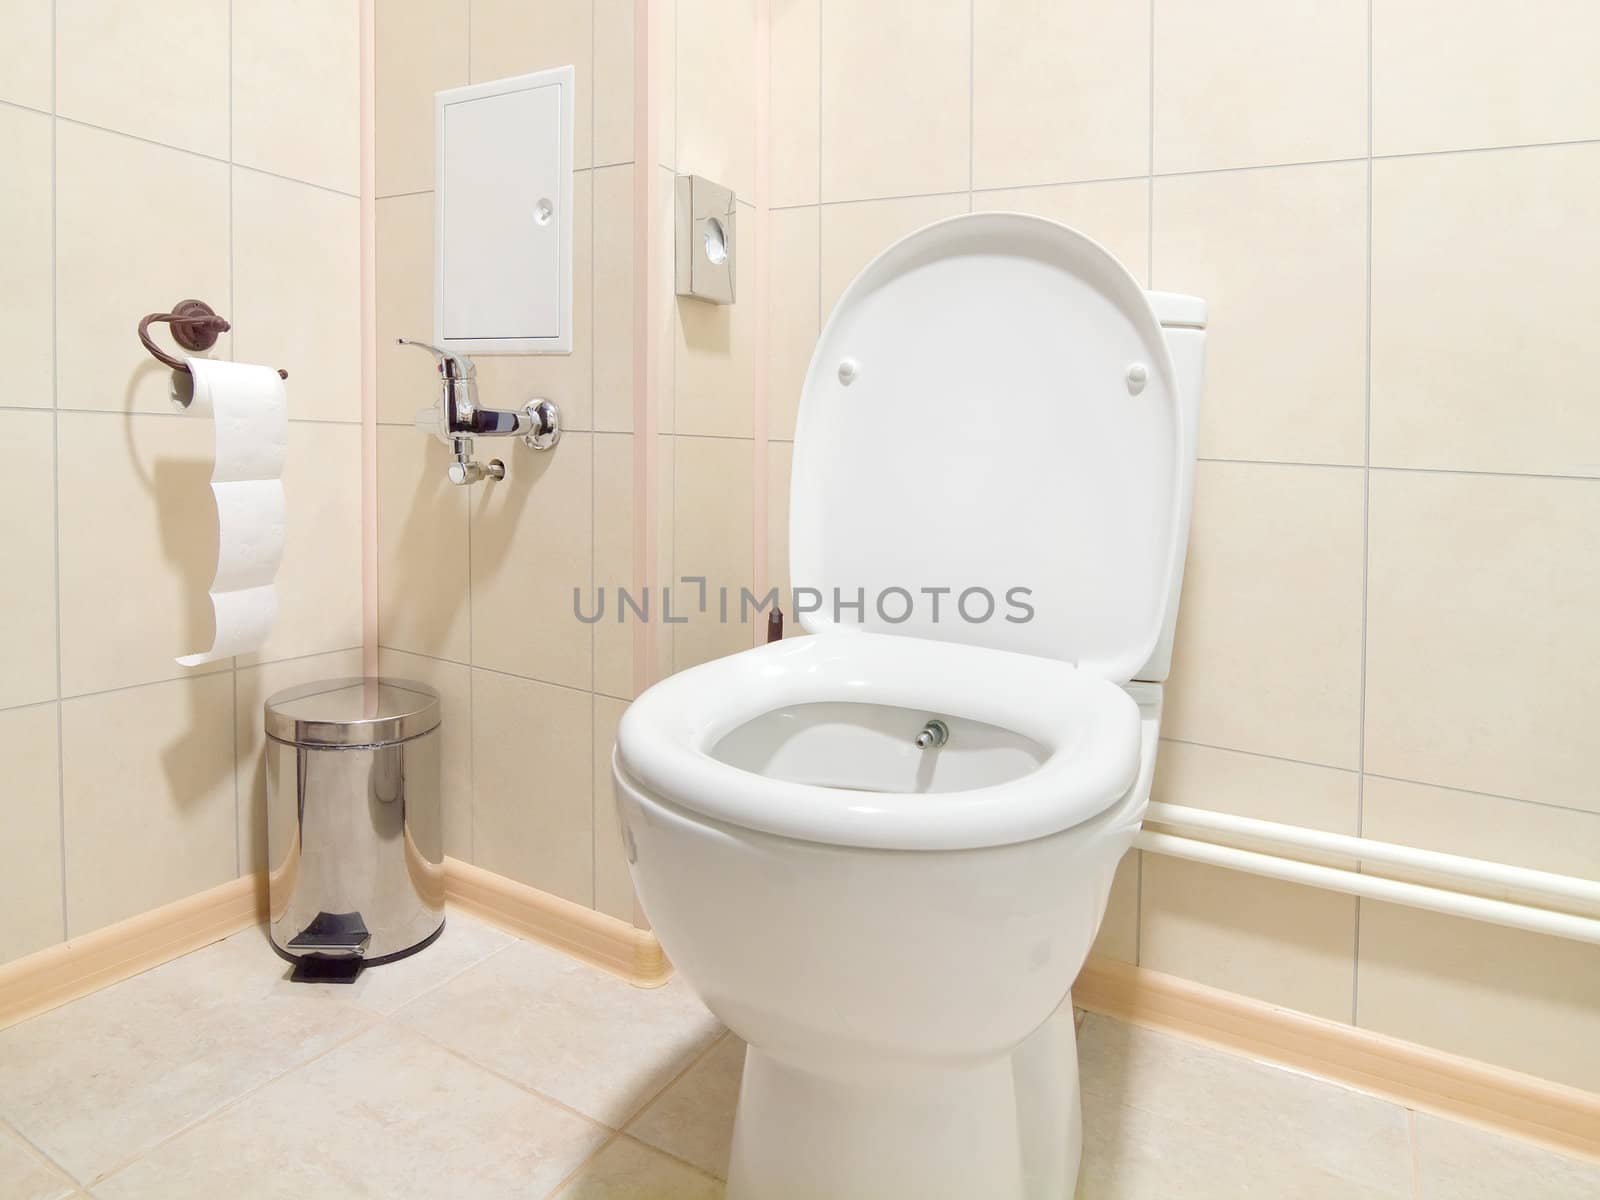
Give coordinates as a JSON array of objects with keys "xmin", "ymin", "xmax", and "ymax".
[{"xmin": 290, "ymin": 955, "xmax": 365, "ymax": 984}]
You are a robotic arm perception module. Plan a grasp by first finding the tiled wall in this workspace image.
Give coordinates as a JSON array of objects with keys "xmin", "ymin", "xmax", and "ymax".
[
  {"xmin": 654, "ymin": 0, "xmax": 765, "ymax": 675},
  {"xmin": 0, "ymin": 1, "xmax": 364, "ymax": 966},
  {"xmin": 763, "ymin": 0, "xmax": 1600, "ymax": 1091},
  {"xmin": 373, "ymin": 0, "xmax": 639, "ymax": 922}
]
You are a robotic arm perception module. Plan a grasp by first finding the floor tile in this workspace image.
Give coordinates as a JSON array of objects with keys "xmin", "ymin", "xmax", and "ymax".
[
  {"xmin": 552, "ymin": 1136, "xmax": 724, "ymax": 1199},
  {"xmin": 396, "ymin": 940, "xmax": 723, "ymax": 1127},
  {"xmin": 229, "ymin": 913, "xmax": 514, "ymax": 1018},
  {"xmin": 626, "ymin": 1035, "xmax": 744, "ymax": 1179},
  {"xmin": 0, "ymin": 1124, "xmax": 74, "ymax": 1200},
  {"xmin": 1413, "ymin": 1114, "xmax": 1600, "ymax": 1199},
  {"xmin": 91, "ymin": 1025, "xmax": 608, "ymax": 1200},
  {"xmin": 0, "ymin": 936, "xmax": 372, "ymax": 1184},
  {"xmin": 1078, "ymin": 1095, "xmax": 1386, "ymax": 1199},
  {"xmin": 1077, "ymin": 1016, "xmax": 1410, "ymax": 1196}
]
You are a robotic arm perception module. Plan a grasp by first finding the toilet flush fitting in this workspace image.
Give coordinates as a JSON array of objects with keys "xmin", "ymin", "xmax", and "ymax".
[{"xmin": 914, "ymin": 719, "xmax": 949, "ymax": 749}]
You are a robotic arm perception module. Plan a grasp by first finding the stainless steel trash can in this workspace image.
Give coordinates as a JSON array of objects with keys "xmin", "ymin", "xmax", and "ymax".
[{"xmin": 265, "ymin": 677, "xmax": 444, "ymax": 968}]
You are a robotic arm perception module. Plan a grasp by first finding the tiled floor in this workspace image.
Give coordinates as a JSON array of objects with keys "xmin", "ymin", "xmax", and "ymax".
[{"xmin": 0, "ymin": 916, "xmax": 1596, "ymax": 1198}]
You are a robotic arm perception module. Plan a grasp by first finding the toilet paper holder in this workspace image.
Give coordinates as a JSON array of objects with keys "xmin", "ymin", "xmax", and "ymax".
[{"xmin": 138, "ymin": 298, "xmax": 289, "ymax": 392}]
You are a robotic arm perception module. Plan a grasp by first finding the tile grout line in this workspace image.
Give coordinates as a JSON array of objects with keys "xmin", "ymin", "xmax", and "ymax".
[
  {"xmin": 86, "ymin": 1015, "xmax": 382, "ymax": 1190},
  {"xmin": 1157, "ymin": 735, "xmax": 1600, "ymax": 821},
  {"xmin": 228, "ymin": 0, "xmax": 241, "ymax": 881},
  {"xmin": 0, "ymin": 1113, "xmax": 78, "ymax": 1197},
  {"xmin": 1351, "ymin": 0, "xmax": 1377, "ymax": 1028},
  {"xmin": 539, "ymin": 1028, "xmax": 738, "ymax": 1198},
  {"xmin": 0, "ymin": 645, "xmax": 366, "ymax": 718},
  {"xmin": 762, "ymin": 130, "xmax": 1600, "ymax": 214},
  {"xmin": 50, "ymin": 0, "xmax": 67, "ymax": 947},
  {"xmin": 1406, "ymin": 1108, "xmax": 1423, "ymax": 1199},
  {"xmin": 1138, "ymin": 0, "xmax": 1156, "ymax": 969}
]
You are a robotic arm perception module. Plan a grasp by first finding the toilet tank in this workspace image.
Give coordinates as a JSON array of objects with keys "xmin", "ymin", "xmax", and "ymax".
[{"xmin": 1133, "ymin": 293, "xmax": 1207, "ymax": 685}]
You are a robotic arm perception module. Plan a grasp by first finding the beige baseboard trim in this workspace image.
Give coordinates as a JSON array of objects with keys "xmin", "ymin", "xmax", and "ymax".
[
  {"xmin": 443, "ymin": 857, "xmax": 671, "ymax": 988},
  {"xmin": 0, "ymin": 875, "xmax": 266, "ymax": 1032},
  {"xmin": 1073, "ymin": 955, "xmax": 1600, "ymax": 1164}
]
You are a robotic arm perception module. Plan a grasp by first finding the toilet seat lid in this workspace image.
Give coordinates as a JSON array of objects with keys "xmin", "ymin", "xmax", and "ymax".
[{"xmin": 790, "ymin": 213, "xmax": 1185, "ymax": 685}]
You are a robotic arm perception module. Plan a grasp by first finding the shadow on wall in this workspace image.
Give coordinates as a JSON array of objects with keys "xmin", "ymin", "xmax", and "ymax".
[
  {"xmin": 468, "ymin": 442, "xmax": 558, "ymax": 590},
  {"xmin": 122, "ymin": 362, "xmax": 233, "ymax": 805}
]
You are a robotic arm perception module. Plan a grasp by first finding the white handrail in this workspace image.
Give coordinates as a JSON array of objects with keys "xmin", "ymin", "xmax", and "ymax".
[
  {"xmin": 1145, "ymin": 801, "xmax": 1600, "ymax": 907},
  {"xmin": 1134, "ymin": 830, "xmax": 1600, "ymax": 946}
]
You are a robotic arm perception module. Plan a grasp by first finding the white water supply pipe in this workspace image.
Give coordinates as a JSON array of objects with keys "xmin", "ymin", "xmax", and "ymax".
[{"xmin": 1136, "ymin": 802, "xmax": 1600, "ymax": 947}]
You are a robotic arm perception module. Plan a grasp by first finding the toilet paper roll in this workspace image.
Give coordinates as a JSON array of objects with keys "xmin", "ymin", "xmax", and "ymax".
[{"xmin": 174, "ymin": 357, "xmax": 289, "ymax": 667}]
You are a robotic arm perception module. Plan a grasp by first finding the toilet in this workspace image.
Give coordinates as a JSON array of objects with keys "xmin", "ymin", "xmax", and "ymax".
[{"xmin": 613, "ymin": 213, "xmax": 1206, "ymax": 1199}]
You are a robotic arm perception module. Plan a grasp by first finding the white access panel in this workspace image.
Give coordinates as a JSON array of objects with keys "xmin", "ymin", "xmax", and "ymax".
[{"xmin": 434, "ymin": 66, "xmax": 574, "ymax": 354}]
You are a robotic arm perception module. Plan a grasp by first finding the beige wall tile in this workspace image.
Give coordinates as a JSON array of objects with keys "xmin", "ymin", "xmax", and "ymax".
[
  {"xmin": 593, "ymin": 0, "xmax": 636, "ymax": 167},
  {"xmin": 1371, "ymin": 143, "xmax": 1600, "ymax": 476},
  {"xmin": 1357, "ymin": 901, "xmax": 1600, "ymax": 1092},
  {"xmin": 239, "ymin": 423, "xmax": 363, "ymax": 667},
  {"xmin": 652, "ymin": 166, "xmax": 679, "ymax": 433},
  {"xmin": 974, "ymin": 179, "xmax": 1150, "ymax": 283},
  {"xmin": 770, "ymin": 0, "xmax": 820, "ymax": 207},
  {"xmin": 1139, "ymin": 742, "xmax": 1361, "ymax": 1020},
  {"xmin": 767, "ymin": 206, "xmax": 819, "ymax": 441},
  {"xmin": 0, "ymin": 704, "xmax": 63, "ymax": 963},
  {"xmin": 57, "ymin": 413, "xmax": 223, "ymax": 696},
  {"xmin": 766, "ymin": 440, "xmax": 793, "ymax": 630},
  {"xmin": 1362, "ymin": 775, "xmax": 1600, "ymax": 886},
  {"xmin": 0, "ymin": 107, "xmax": 51, "ymax": 410},
  {"xmin": 376, "ymin": 0, "xmax": 468, "ymax": 197},
  {"xmin": 972, "ymin": 0, "xmax": 1149, "ymax": 189},
  {"xmin": 676, "ymin": 202, "xmax": 757, "ymax": 438},
  {"xmin": 232, "ymin": 0, "xmax": 360, "ymax": 194},
  {"xmin": 0, "ymin": 0, "xmax": 50, "ymax": 109},
  {"xmin": 55, "ymin": 123, "xmax": 230, "ymax": 414},
  {"xmin": 593, "ymin": 694, "xmax": 635, "ymax": 922},
  {"xmin": 1152, "ymin": 0, "xmax": 1367, "ymax": 173},
  {"xmin": 1090, "ymin": 854, "xmax": 1139, "ymax": 964},
  {"xmin": 470, "ymin": 0, "xmax": 593, "ymax": 170},
  {"xmin": 376, "ymin": 192, "xmax": 437, "ymax": 426},
  {"xmin": 377, "ymin": 648, "xmax": 474, "ymax": 863},
  {"xmin": 55, "ymin": 0, "xmax": 228, "ymax": 157},
  {"xmin": 819, "ymin": 192, "xmax": 969, "ymax": 320},
  {"xmin": 1373, "ymin": 0, "xmax": 1600, "ymax": 156},
  {"xmin": 471, "ymin": 433, "xmax": 595, "ymax": 690},
  {"xmin": 653, "ymin": 434, "xmax": 676, "ymax": 679},
  {"xmin": 0, "ymin": 410, "xmax": 57, "ymax": 710},
  {"xmin": 676, "ymin": 0, "xmax": 757, "ymax": 199},
  {"xmin": 593, "ymin": 165, "xmax": 636, "ymax": 433},
  {"xmin": 377, "ymin": 426, "xmax": 470, "ymax": 662},
  {"xmin": 232, "ymin": 169, "xmax": 361, "ymax": 423},
  {"xmin": 234, "ymin": 648, "xmax": 363, "ymax": 875},
  {"xmin": 1153, "ymin": 163, "xmax": 1367, "ymax": 465},
  {"xmin": 471, "ymin": 669, "xmax": 593, "ymax": 904},
  {"xmin": 62, "ymin": 674, "xmax": 236, "ymax": 936},
  {"xmin": 594, "ymin": 433, "xmax": 636, "ymax": 700},
  {"xmin": 819, "ymin": 0, "xmax": 970, "ymax": 202},
  {"xmin": 1365, "ymin": 470, "xmax": 1600, "ymax": 811},
  {"xmin": 671, "ymin": 436, "xmax": 753, "ymax": 671},
  {"xmin": 650, "ymin": 0, "xmax": 677, "ymax": 171},
  {"xmin": 476, "ymin": 170, "xmax": 595, "ymax": 434},
  {"xmin": 1165, "ymin": 462, "xmax": 1365, "ymax": 768}
]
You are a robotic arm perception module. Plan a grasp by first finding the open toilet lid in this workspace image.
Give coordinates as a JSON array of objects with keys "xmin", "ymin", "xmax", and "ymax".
[{"xmin": 789, "ymin": 212, "xmax": 1186, "ymax": 685}]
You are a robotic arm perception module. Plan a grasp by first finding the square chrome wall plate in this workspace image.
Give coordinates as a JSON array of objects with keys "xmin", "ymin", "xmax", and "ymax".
[{"xmin": 675, "ymin": 174, "xmax": 737, "ymax": 304}]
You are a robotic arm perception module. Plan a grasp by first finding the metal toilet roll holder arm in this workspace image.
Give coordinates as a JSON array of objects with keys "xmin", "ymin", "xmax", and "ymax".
[{"xmin": 137, "ymin": 298, "xmax": 289, "ymax": 393}]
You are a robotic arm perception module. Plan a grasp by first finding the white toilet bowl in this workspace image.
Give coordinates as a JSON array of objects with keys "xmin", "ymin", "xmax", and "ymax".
[{"xmin": 615, "ymin": 213, "xmax": 1206, "ymax": 1199}]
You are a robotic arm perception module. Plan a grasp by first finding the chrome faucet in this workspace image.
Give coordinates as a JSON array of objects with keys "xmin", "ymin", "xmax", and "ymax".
[{"xmin": 398, "ymin": 338, "xmax": 561, "ymax": 485}]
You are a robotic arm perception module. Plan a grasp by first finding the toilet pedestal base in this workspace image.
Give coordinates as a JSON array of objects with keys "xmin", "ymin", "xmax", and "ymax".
[{"xmin": 725, "ymin": 1003, "xmax": 1081, "ymax": 1200}]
